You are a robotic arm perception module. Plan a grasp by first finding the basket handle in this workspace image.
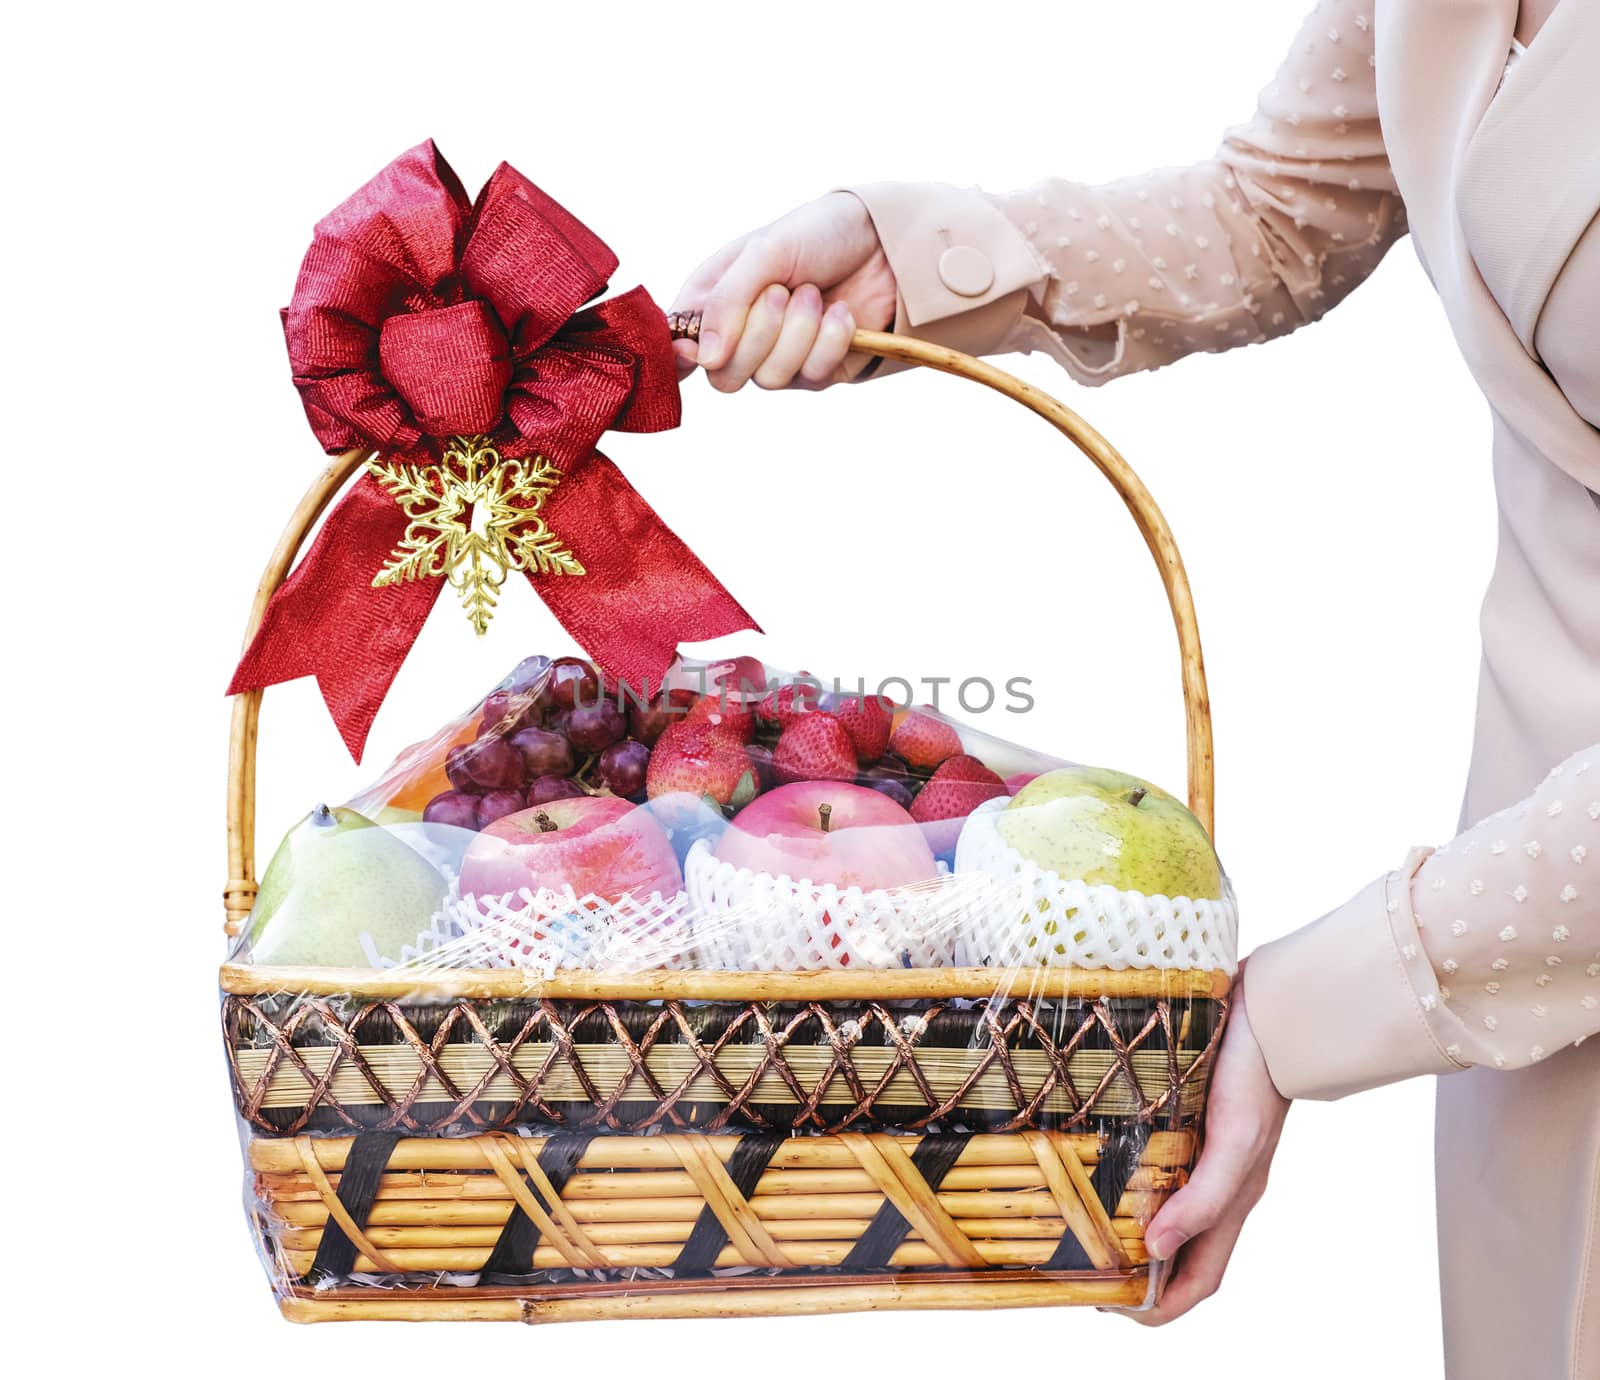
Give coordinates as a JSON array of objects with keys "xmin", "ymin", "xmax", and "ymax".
[{"xmin": 222, "ymin": 329, "xmax": 1213, "ymax": 934}]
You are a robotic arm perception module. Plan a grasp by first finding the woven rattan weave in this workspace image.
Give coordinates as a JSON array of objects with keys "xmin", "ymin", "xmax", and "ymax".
[
  {"xmin": 253, "ymin": 1128, "xmax": 1191, "ymax": 1316},
  {"xmin": 226, "ymin": 987, "xmax": 1225, "ymax": 1135}
]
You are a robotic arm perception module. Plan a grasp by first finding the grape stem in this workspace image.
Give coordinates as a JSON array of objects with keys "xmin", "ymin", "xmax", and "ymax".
[{"xmin": 570, "ymin": 752, "xmax": 602, "ymax": 796}]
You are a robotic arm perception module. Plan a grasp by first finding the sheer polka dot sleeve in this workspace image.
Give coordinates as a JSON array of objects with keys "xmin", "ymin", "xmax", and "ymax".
[
  {"xmin": 1247, "ymin": 744, "xmax": 1600, "ymax": 1102},
  {"xmin": 848, "ymin": 0, "xmax": 1406, "ymax": 383},
  {"xmin": 1406, "ymin": 745, "xmax": 1600, "ymax": 1073}
]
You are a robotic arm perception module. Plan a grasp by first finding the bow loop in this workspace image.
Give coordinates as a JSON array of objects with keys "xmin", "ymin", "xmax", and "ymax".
[
  {"xmin": 378, "ymin": 301, "xmax": 511, "ymax": 437},
  {"xmin": 581, "ymin": 286, "xmax": 685, "ymax": 434},
  {"xmin": 463, "ymin": 160, "xmax": 619, "ymax": 356},
  {"xmin": 311, "ymin": 139, "xmax": 470, "ymax": 284},
  {"xmin": 501, "ymin": 343, "xmax": 640, "ymax": 466}
]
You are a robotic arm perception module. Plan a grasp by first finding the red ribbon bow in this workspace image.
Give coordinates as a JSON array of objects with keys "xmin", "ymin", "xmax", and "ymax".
[{"xmin": 229, "ymin": 141, "xmax": 757, "ymax": 760}]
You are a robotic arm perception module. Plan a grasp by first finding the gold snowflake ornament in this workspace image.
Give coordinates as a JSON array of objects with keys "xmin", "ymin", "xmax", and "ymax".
[{"xmin": 368, "ymin": 435, "xmax": 584, "ymax": 634}]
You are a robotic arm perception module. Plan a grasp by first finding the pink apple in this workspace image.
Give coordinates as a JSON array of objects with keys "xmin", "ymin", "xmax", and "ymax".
[
  {"xmin": 715, "ymin": 782, "xmax": 939, "ymax": 891},
  {"xmin": 459, "ymin": 796, "xmax": 683, "ymax": 902}
]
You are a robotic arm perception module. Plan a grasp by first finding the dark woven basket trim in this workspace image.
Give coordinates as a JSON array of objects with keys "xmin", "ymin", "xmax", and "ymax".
[
  {"xmin": 228, "ymin": 991, "xmax": 1225, "ymax": 1137},
  {"xmin": 481, "ymin": 1133, "xmax": 595, "ymax": 1279},
  {"xmin": 840, "ymin": 1132, "xmax": 972, "ymax": 1270},
  {"xmin": 673, "ymin": 1134, "xmax": 786, "ymax": 1272},
  {"xmin": 307, "ymin": 1130, "xmax": 400, "ymax": 1280}
]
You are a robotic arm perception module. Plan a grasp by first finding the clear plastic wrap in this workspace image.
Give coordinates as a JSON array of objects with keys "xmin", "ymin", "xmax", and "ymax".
[
  {"xmin": 218, "ymin": 140, "xmax": 1239, "ymax": 1321},
  {"xmin": 223, "ymin": 652, "xmax": 1236, "ymax": 1321}
]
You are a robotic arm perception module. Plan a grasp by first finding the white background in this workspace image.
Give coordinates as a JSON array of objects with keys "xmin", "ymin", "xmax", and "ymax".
[{"xmin": 9, "ymin": 2, "xmax": 1493, "ymax": 1375}]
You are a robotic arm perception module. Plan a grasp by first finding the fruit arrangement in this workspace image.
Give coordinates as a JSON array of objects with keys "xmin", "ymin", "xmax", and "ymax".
[
  {"xmin": 358, "ymin": 654, "xmax": 1033, "ymax": 870},
  {"xmin": 241, "ymin": 653, "xmax": 1235, "ymax": 975}
]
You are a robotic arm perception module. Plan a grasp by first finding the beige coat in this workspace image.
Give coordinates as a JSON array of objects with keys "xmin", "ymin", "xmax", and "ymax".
[{"xmin": 849, "ymin": 1, "xmax": 1599, "ymax": 1374}]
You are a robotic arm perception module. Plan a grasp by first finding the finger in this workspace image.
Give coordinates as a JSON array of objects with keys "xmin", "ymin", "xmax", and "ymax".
[
  {"xmin": 672, "ymin": 241, "xmax": 741, "ymax": 378},
  {"xmin": 707, "ymin": 284, "xmax": 789, "ymax": 393},
  {"xmin": 1144, "ymin": 1124, "xmax": 1258, "ymax": 1261},
  {"xmin": 753, "ymin": 284, "xmax": 824, "ymax": 389},
  {"xmin": 672, "ymin": 337, "xmax": 699, "ymax": 381},
  {"xmin": 827, "ymin": 257, "xmax": 895, "ymax": 372},
  {"xmin": 671, "ymin": 237, "xmax": 746, "ymax": 316},
  {"xmin": 1124, "ymin": 1204, "xmax": 1250, "ymax": 1327},
  {"xmin": 797, "ymin": 301, "xmax": 856, "ymax": 387},
  {"xmin": 699, "ymin": 237, "xmax": 793, "ymax": 372}
]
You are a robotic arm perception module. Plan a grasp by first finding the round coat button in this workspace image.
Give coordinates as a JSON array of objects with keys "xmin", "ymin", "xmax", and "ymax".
[{"xmin": 938, "ymin": 245, "xmax": 995, "ymax": 297}]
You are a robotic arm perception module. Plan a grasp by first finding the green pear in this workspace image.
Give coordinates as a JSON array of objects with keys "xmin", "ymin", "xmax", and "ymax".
[
  {"xmin": 996, "ymin": 766, "xmax": 1222, "ymax": 899},
  {"xmin": 248, "ymin": 805, "xmax": 448, "ymax": 966}
]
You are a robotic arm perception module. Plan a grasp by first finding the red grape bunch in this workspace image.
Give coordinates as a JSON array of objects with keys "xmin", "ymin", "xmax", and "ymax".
[{"xmin": 422, "ymin": 656, "xmax": 656, "ymax": 830}]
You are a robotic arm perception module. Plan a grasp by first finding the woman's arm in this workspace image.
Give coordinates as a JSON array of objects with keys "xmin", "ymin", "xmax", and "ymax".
[
  {"xmin": 677, "ymin": 0, "xmax": 1405, "ymax": 391},
  {"xmin": 1135, "ymin": 743, "xmax": 1600, "ymax": 1324},
  {"xmin": 855, "ymin": 0, "xmax": 1403, "ymax": 383},
  {"xmin": 1249, "ymin": 743, "xmax": 1600, "ymax": 1096}
]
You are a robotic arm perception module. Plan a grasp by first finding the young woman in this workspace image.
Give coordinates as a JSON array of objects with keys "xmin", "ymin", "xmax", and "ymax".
[{"xmin": 672, "ymin": 2, "xmax": 1597, "ymax": 1375}]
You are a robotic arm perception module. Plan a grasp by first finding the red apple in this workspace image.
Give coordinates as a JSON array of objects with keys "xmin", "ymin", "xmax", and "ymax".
[
  {"xmin": 459, "ymin": 796, "xmax": 683, "ymax": 902},
  {"xmin": 715, "ymin": 782, "xmax": 939, "ymax": 891}
]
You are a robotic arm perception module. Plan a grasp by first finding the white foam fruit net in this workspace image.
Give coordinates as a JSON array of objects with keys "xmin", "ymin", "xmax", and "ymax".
[
  {"xmin": 683, "ymin": 843, "xmax": 964, "ymax": 971},
  {"xmin": 952, "ymin": 797, "xmax": 1238, "ymax": 974},
  {"xmin": 389, "ymin": 801, "xmax": 1236, "ymax": 976},
  {"xmin": 402, "ymin": 888, "xmax": 697, "ymax": 976}
]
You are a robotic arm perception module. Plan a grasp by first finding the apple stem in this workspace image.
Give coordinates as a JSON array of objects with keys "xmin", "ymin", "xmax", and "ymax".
[
  {"xmin": 312, "ymin": 803, "xmax": 335, "ymax": 828},
  {"xmin": 818, "ymin": 803, "xmax": 833, "ymax": 833},
  {"xmin": 534, "ymin": 810, "xmax": 559, "ymax": 833},
  {"xmin": 1127, "ymin": 787, "xmax": 1148, "ymax": 807}
]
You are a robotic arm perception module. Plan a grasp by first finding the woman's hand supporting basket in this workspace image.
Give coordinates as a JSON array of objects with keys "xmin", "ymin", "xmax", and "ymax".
[{"xmin": 1129, "ymin": 964, "xmax": 1288, "ymax": 1325}]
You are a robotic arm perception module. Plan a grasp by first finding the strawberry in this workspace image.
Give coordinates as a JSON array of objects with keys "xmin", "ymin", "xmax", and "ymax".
[
  {"xmin": 831, "ymin": 694, "xmax": 893, "ymax": 763},
  {"xmin": 773, "ymin": 715, "xmax": 858, "ymax": 785},
  {"xmin": 911, "ymin": 754, "xmax": 1008, "ymax": 853},
  {"xmin": 646, "ymin": 720, "xmax": 757, "ymax": 809},
  {"xmin": 683, "ymin": 691, "xmax": 757, "ymax": 743},
  {"xmin": 757, "ymin": 680, "xmax": 823, "ymax": 730},
  {"xmin": 911, "ymin": 755, "xmax": 1008, "ymax": 820},
  {"xmin": 889, "ymin": 710, "xmax": 963, "ymax": 771}
]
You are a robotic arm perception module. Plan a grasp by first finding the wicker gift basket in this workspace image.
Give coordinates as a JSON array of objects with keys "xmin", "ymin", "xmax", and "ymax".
[{"xmin": 220, "ymin": 311, "xmax": 1234, "ymax": 1324}]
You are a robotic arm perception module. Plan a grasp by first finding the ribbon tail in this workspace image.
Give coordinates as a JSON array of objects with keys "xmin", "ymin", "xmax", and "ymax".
[
  {"xmin": 534, "ymin": 452, "xmax": 761, "ymax": 691},
  {"xmin": 226, "ymin": 475, "xmax": 442, "ymax": 761}
]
